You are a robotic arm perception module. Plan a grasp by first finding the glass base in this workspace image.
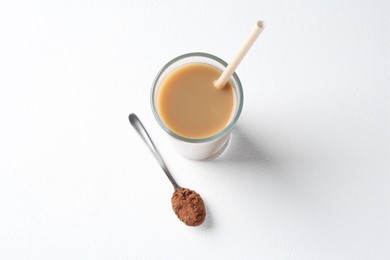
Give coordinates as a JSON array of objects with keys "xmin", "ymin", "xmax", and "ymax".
[{"xmin": 203, "ymin": 135, "xmax": 231, "ymax": 161}]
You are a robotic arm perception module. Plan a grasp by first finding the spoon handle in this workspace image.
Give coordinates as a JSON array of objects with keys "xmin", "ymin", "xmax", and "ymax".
[{"xmin": 129, "ymin": 113, "xmax": 180, "ymax": 190}]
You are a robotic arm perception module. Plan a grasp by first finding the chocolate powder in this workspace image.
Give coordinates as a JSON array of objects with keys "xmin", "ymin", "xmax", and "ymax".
[{"xmin": 171, "ymin": 188, "xmax": 206, "ymax": 226}]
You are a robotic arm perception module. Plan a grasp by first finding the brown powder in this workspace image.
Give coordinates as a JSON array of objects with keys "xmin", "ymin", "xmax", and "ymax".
[{"xmin": 171, "ymin": 188, "xmax": 206, "ymax": 226}]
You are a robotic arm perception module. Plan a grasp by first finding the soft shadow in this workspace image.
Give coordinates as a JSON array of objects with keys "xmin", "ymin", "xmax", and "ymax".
[
  {"xmin": 215, "ymin": 126, "xmax": 275, "ymax": 167},
  {"xmin": 199, "ymin": 201, "xmax": 213, "ymax": 230}
]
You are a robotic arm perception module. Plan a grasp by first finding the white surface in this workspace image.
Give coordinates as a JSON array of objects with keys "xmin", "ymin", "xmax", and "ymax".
[{"xmin": 0, "ymin": 0, "xmax": 389, "ymax": 259}]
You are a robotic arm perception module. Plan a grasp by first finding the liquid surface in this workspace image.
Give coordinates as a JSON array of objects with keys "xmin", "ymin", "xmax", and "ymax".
[{"xmin": 157, "ymin": 63, "xmax": 235, "ymax": 139}]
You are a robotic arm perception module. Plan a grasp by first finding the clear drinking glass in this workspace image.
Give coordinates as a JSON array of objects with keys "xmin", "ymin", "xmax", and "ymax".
[{"xmin": 151, "ymin": 52, "xmax": 243, "ymax": 160}]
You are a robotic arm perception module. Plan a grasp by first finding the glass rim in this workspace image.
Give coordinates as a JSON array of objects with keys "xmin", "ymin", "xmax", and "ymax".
[{"xmin": 151, "ymin": 52, "xmax": 244, "ymax": 143}]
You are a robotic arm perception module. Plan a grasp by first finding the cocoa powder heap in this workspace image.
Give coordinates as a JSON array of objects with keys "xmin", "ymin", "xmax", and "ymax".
[{"xmin": 171, "ymin": 188, "xmax": 206, "ymax": 226}]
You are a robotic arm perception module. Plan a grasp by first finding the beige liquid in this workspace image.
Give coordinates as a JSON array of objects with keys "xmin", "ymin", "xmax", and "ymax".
[{"xmin": 157, "ymin": 63, "xmax": 235, "ymax": 139}]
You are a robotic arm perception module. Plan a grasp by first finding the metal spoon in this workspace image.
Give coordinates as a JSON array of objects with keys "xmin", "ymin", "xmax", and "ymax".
[
  {"xmin": 128, "ymin": 113, "xmax": 206, "ymax": 226},
  {"xmin": 129, "ymin": 113, "xmax": 179, "ymax": 190}
]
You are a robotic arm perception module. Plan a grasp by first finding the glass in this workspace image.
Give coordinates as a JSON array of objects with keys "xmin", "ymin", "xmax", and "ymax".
[{"xmin": 151, "ymin": 52, "xmax": 243, "ymax": 160}]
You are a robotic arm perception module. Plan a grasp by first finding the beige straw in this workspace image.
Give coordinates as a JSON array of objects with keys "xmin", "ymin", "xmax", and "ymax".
[{"xmin": 214, "ymin": 20, "xmax": 265, "ymax": 89}]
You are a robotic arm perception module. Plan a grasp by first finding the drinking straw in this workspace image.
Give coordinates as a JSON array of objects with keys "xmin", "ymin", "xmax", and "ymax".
[{"xmin": 214, "ymin": 20, "xmax": 265, "ymax": 89}]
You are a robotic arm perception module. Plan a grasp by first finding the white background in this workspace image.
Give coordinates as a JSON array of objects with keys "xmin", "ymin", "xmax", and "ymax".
[{"xmin": 0, "ymin": 0, "xmax": 389, "ymax": 259}]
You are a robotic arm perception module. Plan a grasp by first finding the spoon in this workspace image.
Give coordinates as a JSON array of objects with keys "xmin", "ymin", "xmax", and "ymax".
[{"xmin": 129, "ymin": 113, "xmax": 206, "ymax": 226}]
